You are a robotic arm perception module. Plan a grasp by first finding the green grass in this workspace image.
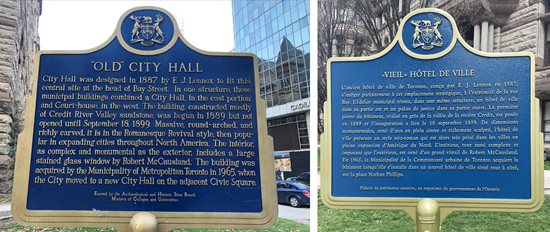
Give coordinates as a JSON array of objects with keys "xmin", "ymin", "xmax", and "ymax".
[
  {"xmin": 0, "ymin": 223, "xmax": 115, "ymax": 232},
  {"xmin": 0, "ymin": 194, "xmax": 10, "ymax": 203},
  {"xmin": 173, "ymin": 219, "xmax": 309, "ymax": 232},
  {"xmin": 0, "ymin": 218, "xmax": 308, "ymax": 232},
  {"xmin": 318, "ymin": 198, "xmax": 413, "ymax": 232},
  {"xmin": 544, "ymin": 161, "xmax": 550, "ymax": 170},
  {"xmin": 319, "ymin": 195, "xmax": 550, "ymax": 232}
]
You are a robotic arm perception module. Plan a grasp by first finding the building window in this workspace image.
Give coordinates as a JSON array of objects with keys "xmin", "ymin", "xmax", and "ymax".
[
  {"xmin": 232, "ymin": 0, "xmax": 310, "ymax": 109},
  {"xmin": 338, "ymin": 9, "xmax": 347, "ymax": 23},
  {"xmin": 267, "ymin": 113, "xmax": 309, "ymax": 150},
  {"xmin": 335, "ymin": 35, "xmax": 345, "ymax": 55},
  {"xmin": 546, "ymin": 23, "xmax": 550, "ymax": 66},
  {"xmin": 383, "ymin": 36, "xmax": 390, "ymax": 46},
  {"xmin": 464, "ymin": 25, "xmax": 474, "ymax": 48},
  {"xmin": 544, "ymin": 101, "xmax": 550, "ymax": 142}
]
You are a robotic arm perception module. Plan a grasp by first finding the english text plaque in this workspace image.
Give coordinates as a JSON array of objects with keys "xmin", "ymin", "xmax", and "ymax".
[{"xmin": 12, "ymin": 7, "xmax": 277, "ymax": 231}]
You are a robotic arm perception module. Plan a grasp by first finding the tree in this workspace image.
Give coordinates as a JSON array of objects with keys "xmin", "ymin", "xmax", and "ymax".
[
  {"xmin": 318, "ymin": 0, "xmax": 345, "ymax": 135},
  {"xmin": 445, "ymin": 1, "xmax": 486, "ymax": 47},
  {"xmin": 318, "ymin": 0, "xmax": 366, "ymax": 134},
  {"xmin": 318, "ymin": 0, "xmax": 434, "ymax": 135}
]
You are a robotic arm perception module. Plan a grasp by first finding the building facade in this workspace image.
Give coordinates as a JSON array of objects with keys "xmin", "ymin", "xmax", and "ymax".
[
  {"xmin": 435, "ymin": 0, "xmax": 550, "ymax": 157},
  {"xmin": 0, "ymin": 0, "xmax": 41, "ymax": 193},
  {"xmin": 231, "ymin": 0, "xmax": 310, "ymax": 177},
  {"xmin": 232, "ymin": 0, "xmax": 310, "ymax": 178}
]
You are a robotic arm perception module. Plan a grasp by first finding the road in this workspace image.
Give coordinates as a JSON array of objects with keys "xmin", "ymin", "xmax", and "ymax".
[{"xmin": 278, "ymin": 204, "xmax": 310, "ymax": 225}]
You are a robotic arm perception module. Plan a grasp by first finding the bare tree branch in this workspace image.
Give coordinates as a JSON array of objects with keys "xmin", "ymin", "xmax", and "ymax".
[{"xmin": 317, "ymin": 0, "xmax": 436, "ymax": 134}]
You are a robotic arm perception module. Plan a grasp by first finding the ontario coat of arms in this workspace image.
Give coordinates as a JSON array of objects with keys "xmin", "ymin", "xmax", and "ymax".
[
  {"xmin": 129, "ymin": 14, "xmax": 165, "ymax": 46},
  {"xmin": 411, "ymin": 18, "xmax": 443, "ymax": 50}
]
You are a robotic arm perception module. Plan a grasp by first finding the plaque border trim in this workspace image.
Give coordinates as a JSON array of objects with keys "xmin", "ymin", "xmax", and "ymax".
[
  {"xmin": 11, "ymin": 6, "xmax": 278, "ymax": 231},
  {"xmin": 320, "ymin": 8, "xmax": 544, "ymax": 216}
]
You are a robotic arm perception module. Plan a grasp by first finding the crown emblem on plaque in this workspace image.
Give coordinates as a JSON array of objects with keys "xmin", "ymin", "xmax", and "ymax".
[
  {"xmin": 411, "ymin": 18, "xmax": 443, "ymax": 50},
  {"xmin": 129, "ymin": 14, "xmax": 165, "ymax": 46}
]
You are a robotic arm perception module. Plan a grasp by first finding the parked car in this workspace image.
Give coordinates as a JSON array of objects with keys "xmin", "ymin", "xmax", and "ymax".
[
  {"xmin": 286, "ymin": 172, "xmax": 310, "ymax": 186},
  {"xmin": 276, "ymin": 180, "xmax": 310, "ymax": 207}
]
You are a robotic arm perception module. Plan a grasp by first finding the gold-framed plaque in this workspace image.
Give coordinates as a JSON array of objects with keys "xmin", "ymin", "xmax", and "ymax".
[
  {"xmin": 321, "ymin": 8, "xmax": 543, "ymax": 228},
  {"xmin": 12, "ymin": 6, "xmax": 277, "ymax": 231}
]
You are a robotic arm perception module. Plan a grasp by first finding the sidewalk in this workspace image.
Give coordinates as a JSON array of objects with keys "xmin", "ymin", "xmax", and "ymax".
[
  {"xmin": 545, "ymin": 170, "xmax": 550, "ymax": 195},
  {"xmin": 0, "ymin": 202, "xmax": 10, "ymax": 220},
  {"xmin": 278, "ymin": 204, "xmax": 310, "ymax": 224}
]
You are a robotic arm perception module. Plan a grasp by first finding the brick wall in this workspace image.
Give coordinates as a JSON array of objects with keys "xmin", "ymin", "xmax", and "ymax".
[
  {"xmin": 0, "ymin": 0, "xmax": 40, "ymax": 193},
  {"xmin": 499, "ymin": 1, "xmax": 539, "ymax": 54}
]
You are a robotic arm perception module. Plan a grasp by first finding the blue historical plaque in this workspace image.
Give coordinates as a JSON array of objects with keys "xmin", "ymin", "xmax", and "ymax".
[
  {"xmin": 321, "ymin": 8, "xmax": 543, "ymax": 213},
  {"xmin": 12, "ymin": 7, "xmax": 277, "ymax": 230}
]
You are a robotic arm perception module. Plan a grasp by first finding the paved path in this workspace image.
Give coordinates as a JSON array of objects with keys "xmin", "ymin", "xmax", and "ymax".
[
  {"xmin": 317, "ymin": 174, "xmax": 321, "ymax": 189},
  {"xmin": 278, "ymin": 204, "xmax": 310, "ymax": 225},
  {"xmin": 0, "ymin": 202, "xmax": 10, "ymax": 219},
  {"xmin": 545, "ymin": 170, "xmax": 550, "ymax": 195}
]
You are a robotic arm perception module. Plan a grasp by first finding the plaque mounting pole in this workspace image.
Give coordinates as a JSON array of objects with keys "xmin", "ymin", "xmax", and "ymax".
[
  {"xmin": 129, "ymin": 212, "xmax": 158, "ymax": 232},
  {"xmin": 415, "ymin": 199, "xmax": 441, "ymax": 232}
]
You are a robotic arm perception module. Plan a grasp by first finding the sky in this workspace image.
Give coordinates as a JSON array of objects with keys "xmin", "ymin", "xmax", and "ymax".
[{"xmin": 39, "ymin": 0, "xmax": 235, "ymax": 52}]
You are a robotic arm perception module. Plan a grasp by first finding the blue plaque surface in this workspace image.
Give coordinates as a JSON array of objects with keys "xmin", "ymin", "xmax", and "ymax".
[
  {"xmin": 23, "ymin": 8, "xmax": 268, "ymax": 214},
  {"xmin": 326, "ymin": 9, "xmax": 539, "ymax": 203}
]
